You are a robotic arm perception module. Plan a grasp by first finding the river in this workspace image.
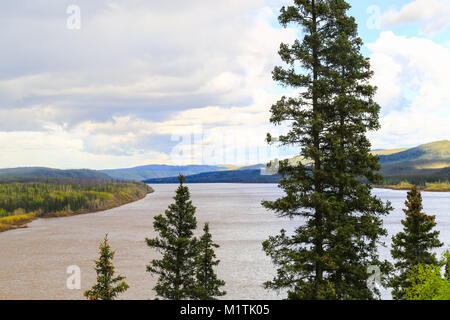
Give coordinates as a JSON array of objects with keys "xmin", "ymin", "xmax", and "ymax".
[{"xmin": 0, "ymin": 184, "xmax": 449, "ymax": 300}]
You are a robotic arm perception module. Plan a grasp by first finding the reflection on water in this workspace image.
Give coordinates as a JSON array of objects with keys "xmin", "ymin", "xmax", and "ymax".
[{"xmin": 0, "ymin": 184, "xmax": 449, "ymax": 300}]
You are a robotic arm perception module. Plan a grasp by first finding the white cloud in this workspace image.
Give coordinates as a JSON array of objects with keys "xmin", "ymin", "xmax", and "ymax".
[
  {"xmin": 367, "ymin": 31, "xmax": 450, "ymax": 148},
  {"xmin": 381, "ymin": 0, "xmax": 450, "ymax": 34},
  {"xmin": 369, "ymin": 53, "xmax": 403, "ymax": 112},
  {"xmin": 370, "ymin": 108, "xmax": 450, "ymax": 149},
  {"xmin": 0, "ymin": 1, "xmax": 296, "ymax": 120},
  {"xmin": 0, "ymin": 88, "xmax": 291, "ymax": 169},
  {"xmin": 70, "ymin": 90, "xmax": 289, "ymax": 166},
  {"xmin": 0, "ymin": 1, "xmax": 299, "ymax": 168}
]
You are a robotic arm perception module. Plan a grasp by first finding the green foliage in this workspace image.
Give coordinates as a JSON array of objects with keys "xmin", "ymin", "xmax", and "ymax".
[
  {"xmin": 0, "ymin": 180, "xmax": 149, "ymax": 233},
  {"xmin": 0, "ymin": 181, "xmax": 149, "ymax": 231},
  {"xmin": 84, "ymin": 234, "xmax": 129, "ymax": 300},
  {"xmin": 381, "ymin": 180, "xmax": 450, "ymax": 192},
  {"xmin": 262, "ymin": 0, "xmax": 391, "ymax": 300},
  {"xmin": 193, "ymin": 223, "xmax": 226, "ymax": 300},
  {"xmin": 405, "ymin": 252, "xmax": 450, "ymax": 300},
  {"xmin": 146, "ymin": 175, "xmax": 199, "ymax": 300},
  {"xmin": 390, "ymin": 186, "xmax": 443, "ymax": 299},
  {"xmin": 424, "ymin": 182, "xmax": 450, "ymax": 192}
]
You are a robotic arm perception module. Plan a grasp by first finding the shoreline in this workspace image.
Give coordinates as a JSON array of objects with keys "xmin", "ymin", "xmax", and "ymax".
[
  {"xmin": 148, "ymin": 181, "xmax": 450, "ymax": 192},
  {"xmin": 373, "ymin": 185, "xmax": 450, "ymax": 192},
  {"xmin": 0, "ymin": 186, "xmax": 154, "ymax": 233}
]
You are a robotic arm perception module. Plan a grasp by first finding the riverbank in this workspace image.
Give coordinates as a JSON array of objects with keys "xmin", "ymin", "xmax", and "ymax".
[
  {"xmin": 374, "ymin": 181, "xmax": 450, "ymax": 192},
  {"xmin": 0, "ymin": 182, "xmax": 153, "ymax": 233}
]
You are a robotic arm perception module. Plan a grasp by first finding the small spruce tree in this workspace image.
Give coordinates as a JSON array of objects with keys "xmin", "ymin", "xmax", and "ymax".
[
  {"xmin": 146, "ymin": 174, "xmax": 198, "ymax": 300},
  {"xmin": 390, "ymin": 186, "xmax": 443, "ymax": 299},
  {"xmin": 193, "ymin": 223, "xmax": 226, "ymax": 300},
  {"xmin": 84, "ymin": 234, "xmax": 129, "ymax": 300}
]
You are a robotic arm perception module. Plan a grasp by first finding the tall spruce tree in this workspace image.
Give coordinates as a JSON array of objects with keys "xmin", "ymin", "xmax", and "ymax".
[
  {"xmin": 390, "ymin": 186, "xmax": 443, "ymax": 299},
  {"xmin": 146, "ymin": 174, "xmax": 198, "ymax": 300},
  {"xmin": 262, "ymin": 0, "xmax": 392, "ymax": 299},
  {"xmin": 84, "ymin": 234, "xmax": 129, "ymax": 300},
  {"xmin": 193, "ymin": 223, "xmax": 226, "ymax": 300}
]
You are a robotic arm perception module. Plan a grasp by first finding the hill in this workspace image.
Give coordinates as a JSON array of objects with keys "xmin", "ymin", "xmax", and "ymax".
[
  {"xmin": 0, "ymin": 167, "xmax": 111, "ymax": 181},
  {"xmin": 143, "ymin": 169, "xmax": 280, "ymax": 184},
  {"xmin": 371, "ymin": 148, "xmax": 408, "ymax": 156},
  {"xmin": 143, "ymin": 141, "xmax": 450, "ymax": 185},
  {"xmin": 379, "ymin": 140, "xmax": 450, "ymax": 165},
  {"xmin": 0, "ymin": 141, "xmax": 447, "ymax": 185},
  {"xmin": 102, "ymin": 164, "xmax": 227, "ymax": 181},
  {"xmin": 378, "ymin": 140, "xmax": 450, "ymax": 178}
]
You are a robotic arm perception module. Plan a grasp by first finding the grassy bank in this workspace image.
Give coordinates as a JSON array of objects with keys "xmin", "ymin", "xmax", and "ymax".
[
  {"xmin": 0, "ymin": 180, "xmax": 153, "ymax": 233},
  {"xmin": 374, "ymin": 181, "xmax": 450, "ymax": 192}
]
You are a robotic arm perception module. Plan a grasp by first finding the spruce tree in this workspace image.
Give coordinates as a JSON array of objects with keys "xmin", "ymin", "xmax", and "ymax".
[
  {"xmin": 390, "ymin": 186, "xmax": 443, "ymax": 299},
  {"xmin": 146, "ymin": 174, "xmax": 198, "ymax": 300},
  {"xmin": 262, "ymin": 0, "xmax": 392, "ymax": 299},
  {"xmin": 84, "ymin": 234, "xmax": 129, "ymax": 300},
  {"xmin": 193, "ymin": 223, "xmax": 226, "ymax": 300}
]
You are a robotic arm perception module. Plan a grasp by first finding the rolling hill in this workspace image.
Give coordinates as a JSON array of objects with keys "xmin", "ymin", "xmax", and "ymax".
[
  {"xmin": 378, "ymin": 140, "xmax": 450, "ymax": 176},
  {"xmin": 143, "ymin": 140, "xmax": 450, "ymax": 184},
  {"xmin": 101, "ymin": 164, "xmax": 228, "ymax": 181},
  {"xmin": 143, "ymin": 169, "xmax": 280, "ymax": 184},
  {"xmin": 0, "ymin": 167, "xmax": 111, "ymax": 181},
  {"xmin": 0, "ymin": 141, "xmax": 447, "ymax": 185}
]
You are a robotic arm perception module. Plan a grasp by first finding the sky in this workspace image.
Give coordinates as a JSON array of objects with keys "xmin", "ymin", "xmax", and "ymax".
[{"xmin": 0, "ymin": 0, "xmax": 449, "ymax": 169}]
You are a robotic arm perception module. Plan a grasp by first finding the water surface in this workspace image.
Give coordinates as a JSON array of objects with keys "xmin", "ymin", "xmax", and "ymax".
[{"xmin": 0, "ymin": 184, "xmax": 449, "ymax": 300}]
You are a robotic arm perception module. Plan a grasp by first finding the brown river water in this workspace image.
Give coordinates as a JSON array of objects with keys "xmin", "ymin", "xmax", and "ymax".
[{"xmin": 0, "ymin": 183, "xmax": 449, "ymax": 300}]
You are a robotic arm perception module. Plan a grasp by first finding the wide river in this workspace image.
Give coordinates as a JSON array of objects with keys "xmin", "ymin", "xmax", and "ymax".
[{"xmin": 0, "ymin": 184, "xmax": 449, "ymax": 300}]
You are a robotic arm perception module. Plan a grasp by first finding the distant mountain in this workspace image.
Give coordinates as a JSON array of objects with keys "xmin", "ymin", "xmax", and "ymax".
[
  {"xmin": 379, "ymin": 140, "xmax": 450, "ymax": 163},
  {"xmin": 143, "ymin": 140, "xmax": 450, "ymax": 184},
  {"xmin": 378, "ymin": 140, "xmax": 450, "ymax": 176},
  {"xmin": 102, "ymin": 164, "xmax": 227, "ymax": 181},
  {"xmin": 370, "ymin": 148, "xmax": 409, "ymax": 156},
  {"xmin": 143, "ymin": 169, "xmax": 280, "ymax": 184},
  {"xmin": 1, "ymin": 141, "xmax": 447, "ymax": 184},
  {"xmin": 0, "ymin": 167, "xmax": 111, "ymax": 180},
  {"xmin": 236, "ymin": 164, "xmax": 266, "ymax": 170}
]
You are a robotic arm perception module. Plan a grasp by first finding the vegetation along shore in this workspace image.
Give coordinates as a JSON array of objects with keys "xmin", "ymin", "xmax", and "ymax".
[
  {"xmin": 374, "ymin": 181, "xmax": 450, "ymax": 192},
  {"xmin": 0, "ymin": 179, "xmax": 153, "ymax": 233}
]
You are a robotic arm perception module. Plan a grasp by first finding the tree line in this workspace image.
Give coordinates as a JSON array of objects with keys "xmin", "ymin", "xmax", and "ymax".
[{"xmin": 0, "ymin": 181, "xmax": 149, "ymax": 218}]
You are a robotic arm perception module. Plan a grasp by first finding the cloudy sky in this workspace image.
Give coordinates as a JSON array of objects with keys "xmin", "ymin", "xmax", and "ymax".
[{"xmin": 0, "ymin": 0, "xmax": 449, "ymax": 169}]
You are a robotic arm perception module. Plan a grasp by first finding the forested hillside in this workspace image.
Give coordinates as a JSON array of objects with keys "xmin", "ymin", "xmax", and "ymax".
[
  {"xmin": 142, "ymin": 141, "xmax": 450, "ymax": 189},
  {"xmin": 0, "ymin": 167, "xmax": 111, "ymax": 180},
  {"xmin": 143, "ymin": 169, "xmax": 280, "ymax": 183},
  {"xmin": 0, "ymin": 180, "xmax": 152, "ymax": 232}
]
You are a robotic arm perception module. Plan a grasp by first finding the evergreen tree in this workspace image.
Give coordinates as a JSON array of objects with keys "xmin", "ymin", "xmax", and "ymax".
[
  {"xmin": 390, "ymin": 186, "xmax": 443, "ymax": 299},
  {"xmin": 146, "ymin": 174, "xmax": 198, "ymax": 300},
  {"xmin": 84, "ymin": 234, "xmax": 129, "ymax": 300},
  {"xmin": 262, "ymin": 0, "xmax": 392, "ymax": 299},
  {"xmin": 193, "ymin": 223, "xmax": 226, "ymax": 300}
]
